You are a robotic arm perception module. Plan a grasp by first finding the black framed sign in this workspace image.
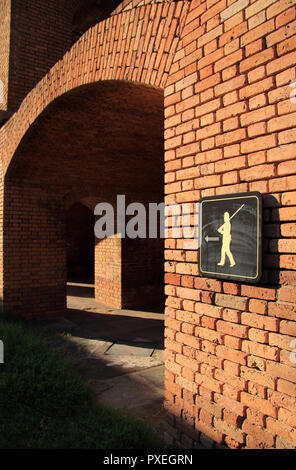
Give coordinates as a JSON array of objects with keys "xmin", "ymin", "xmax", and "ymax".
[{"xmin": 198, "ymin": 192, "xmax": 263, "ymax": 283}]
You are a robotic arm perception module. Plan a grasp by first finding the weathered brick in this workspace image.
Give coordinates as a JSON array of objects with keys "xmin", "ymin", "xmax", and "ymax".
[
  {"xmin": 241, "ymin": 134, "xmax": 277, "ymax": 153},
  {"xmin": 266, "ymin": 361, "xmax": 296, "ymax": 383},
  {"xmin": 217, "ymin": 320, "xmax": 249, "ymax": 338},
  {"xmin": 241, "ymin": 312, "xmax": 279, "ymax": 331},
  {"xmin": 220, "ymin": 0, "xmax": 249, "ymax": 22},
  {"xmin": 240, "ymin": 105, "xmax": 276, "ymax": 126},
  {"xmin": 246, "ymin": 0, "xmax": 278, "ymax": 19},
  {"xmin": 242, "ymin": 420, "xmax": 276, "ymax": 447},
  {"xmin": 242, "ymin": 340, "xmax": 279, "ymax": 360},
  {"xmin": 268, "ymin": 112, "xmax": 296, "ymax": 133},
  {"xmin": 216, "ymin": 345, "xmax": 248, "ymax": 365},
  {"xmin": 241, "ymin": 391, "xmax": 277, "ymax": 418},
  {"xmin": 240, "ymin": 48, "xmax": 275, "ymax": 73},
  {"xmin": 267, "ymin": 143, "xmax": 296, "ymax": 162},
  {"xmin": 240, "ymin": 163, "xmax": 276, "ymax": 181}
]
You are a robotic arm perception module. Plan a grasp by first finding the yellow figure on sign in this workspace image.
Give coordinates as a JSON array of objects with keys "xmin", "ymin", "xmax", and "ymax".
[
  {"xmin": 217, "ymin": 204, "xmax": 245, "ymax": 268},
  {"xmin": 217, "ymin": 212, "xmax": 236, "ymax": 267}
]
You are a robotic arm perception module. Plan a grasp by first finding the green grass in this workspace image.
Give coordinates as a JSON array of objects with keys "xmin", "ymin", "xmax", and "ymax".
[{"xmin": 0, "ymin": 318, "xmax": 165, "ymax": 449}]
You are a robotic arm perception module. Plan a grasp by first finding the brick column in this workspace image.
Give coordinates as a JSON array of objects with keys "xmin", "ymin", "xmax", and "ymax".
[
  {"xmin": 95, "ymin": 236, "xmax": 164, "ymax": 310},
  {"xmin": 2, "ymin": 180, "xmax": 66, "ymax": 318},
  {"xmin": 95, "ymin": 235, "xmax": 122, "ymax": 308}
]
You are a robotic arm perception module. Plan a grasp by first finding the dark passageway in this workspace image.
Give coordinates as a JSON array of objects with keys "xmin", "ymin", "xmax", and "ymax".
[{"xmin": 66, "ymin": 202, "xmax": 95, "ymax": 283}]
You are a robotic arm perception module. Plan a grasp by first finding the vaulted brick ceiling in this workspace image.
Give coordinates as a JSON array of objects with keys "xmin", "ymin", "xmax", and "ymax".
[{"xmin": 7, "ymin": 81, "xmax": 164, "ymax": 202}]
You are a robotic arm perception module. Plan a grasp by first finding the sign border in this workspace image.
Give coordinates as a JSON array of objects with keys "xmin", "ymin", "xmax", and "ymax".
[{"xmin": 198, "ymin": 191, "xmax": 263, "ymax": 284}]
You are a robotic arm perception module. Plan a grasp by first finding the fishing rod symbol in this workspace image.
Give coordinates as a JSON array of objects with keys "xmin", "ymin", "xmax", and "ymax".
[{"xmin": 216, "ymin": 204, "xmax": 245, "ymax": 268}]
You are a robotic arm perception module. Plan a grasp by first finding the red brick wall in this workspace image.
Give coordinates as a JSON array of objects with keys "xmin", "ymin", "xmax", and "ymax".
[
  {"xmin": 0, "ymin": 0, "xmax": 295, "ymax": 450},
  {"xmin": 164, "ymin": 0, "xmax": 296, "ymax": 449},
  {"xmin": 4, "ymin": 0, "xmax": 109, "ymax": 112},
  {"xmin": 7, "ymin": 0, "xmax": 75, "ymax": 112}
]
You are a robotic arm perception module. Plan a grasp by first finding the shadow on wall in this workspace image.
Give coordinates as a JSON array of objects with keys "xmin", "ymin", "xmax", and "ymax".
[{"xmin": 261, "ymin": 194, "xmax": 282, "ymax": 286}]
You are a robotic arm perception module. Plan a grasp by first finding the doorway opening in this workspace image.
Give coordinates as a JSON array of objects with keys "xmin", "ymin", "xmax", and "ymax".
[{"xmin": 66, "ymin": 202, "xmax": 95, "ymax": 284}]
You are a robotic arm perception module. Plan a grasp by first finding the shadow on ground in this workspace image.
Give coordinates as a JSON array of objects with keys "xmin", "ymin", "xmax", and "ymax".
[{"xmin": 28, "ymin": 283, "xmax": 166, "ymax": 437}]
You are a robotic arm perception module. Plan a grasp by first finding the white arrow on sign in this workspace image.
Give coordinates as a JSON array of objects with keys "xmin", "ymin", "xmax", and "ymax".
[{"xmin": 205, "ymin": 235, "xmax": 220, "ymax": 242}]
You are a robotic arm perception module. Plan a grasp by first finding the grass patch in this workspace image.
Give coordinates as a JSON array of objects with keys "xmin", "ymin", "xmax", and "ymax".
[{"xmin": 0, "ymin": 318, "xmax": 166, "ymax": 449}]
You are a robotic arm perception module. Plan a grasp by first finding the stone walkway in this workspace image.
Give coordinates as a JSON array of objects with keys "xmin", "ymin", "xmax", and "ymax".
[{"xmin": 30, "ymin": 282, "xmax": 166, "ymax": 436}]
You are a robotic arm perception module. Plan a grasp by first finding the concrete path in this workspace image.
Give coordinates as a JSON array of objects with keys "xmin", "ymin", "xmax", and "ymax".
[{"xmin": 31, "ymin": 282, "xmax": 166, "ymax": 437}]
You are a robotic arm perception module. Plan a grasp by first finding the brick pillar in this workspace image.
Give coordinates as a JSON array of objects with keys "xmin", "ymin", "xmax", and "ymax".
[
  {"xmin": 94, "ymin": 208, "xmax": 164, "ymax": 311},
  {"xmin": 95, "ymin": 235, "xmax": 122, "ymax": 308},
  {"xmin": 2, "ymin": 180, "xmax": 66, "ymax": 318}
]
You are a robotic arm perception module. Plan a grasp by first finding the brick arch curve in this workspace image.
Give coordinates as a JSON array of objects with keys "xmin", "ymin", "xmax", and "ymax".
[
  {"xmin": 0, "ymin": 0, "xmax": 187, "ymax": 178},
  {"xmin": 0, "ymin": 0, "xmax": 190, "ymax": 318},
  {"xmin": 2, "ymin": 78, "xmax": 165, "ymax": 317}
]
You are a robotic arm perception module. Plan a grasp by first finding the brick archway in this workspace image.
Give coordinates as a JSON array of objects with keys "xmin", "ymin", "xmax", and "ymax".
[
  {"xmin": 0, "ymin": 2, "xmax": 189, "ymax": 317},
  {"xmin": 0, "ymin": 2, "xmax": 187, "ymax": 316},
  {"xmin": 0, "ymin": 1, "xmax": 187, "ymax": 175},
  {"xmin": 2, "ymin": 79, "xmax": 165, "ymax": 317}
]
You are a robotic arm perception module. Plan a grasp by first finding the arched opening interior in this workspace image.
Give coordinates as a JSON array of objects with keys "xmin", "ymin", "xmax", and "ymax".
[
  {"xmin": 4, "ymin": 80, "xmax": 164, "ymax": 318},
  {"xmin": 3, "ymin": 79, "xmax": 165, "ymax": 431}
]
